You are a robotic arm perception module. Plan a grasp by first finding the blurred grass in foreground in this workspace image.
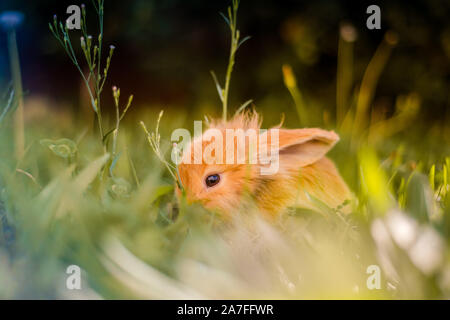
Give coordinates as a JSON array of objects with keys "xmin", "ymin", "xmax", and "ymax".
[{"xmin": 0, "ymin": 1, "xmax": 449, "ymax": 299}]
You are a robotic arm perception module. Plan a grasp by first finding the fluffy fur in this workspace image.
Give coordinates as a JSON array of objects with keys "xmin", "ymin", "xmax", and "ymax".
[{"xmin": 177, "ymin": 111, "xmax": 352, "ymax": 218}]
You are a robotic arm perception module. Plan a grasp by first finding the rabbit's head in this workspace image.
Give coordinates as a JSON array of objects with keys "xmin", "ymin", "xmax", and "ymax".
[{"xmin": 176, "ymin": 111, "xmax": 347, "ymax": 217}]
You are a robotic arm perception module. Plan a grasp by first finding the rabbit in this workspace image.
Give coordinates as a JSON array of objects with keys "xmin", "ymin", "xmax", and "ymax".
[{"xmin": 176, "ymin": 111, "xmax": 353, "ymax": 218}]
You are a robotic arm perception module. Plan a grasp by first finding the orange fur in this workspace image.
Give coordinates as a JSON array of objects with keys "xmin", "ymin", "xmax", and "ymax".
[{"xmin": 177, "ymin": 111, "xmax": 353, "ymax": 218}]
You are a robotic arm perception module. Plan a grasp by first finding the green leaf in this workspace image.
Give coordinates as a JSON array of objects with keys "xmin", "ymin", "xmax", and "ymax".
[
  {"xmin": 149, "ymin": 185, "xmax": 174, "ymax": 204},
  {"xmin": 40, "ymin": 138, "xmax": 77, "ymax": 159},
  {"xmin": 429, "ymin": 164, "xmax": 435, "ymax": 191},
  {"xmin": 219, "ymin": 12, "xmax": 230, "ymax": 27}
]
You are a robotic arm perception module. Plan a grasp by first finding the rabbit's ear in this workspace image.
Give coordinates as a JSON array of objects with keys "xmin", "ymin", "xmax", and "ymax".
[{"xmin": 275, "ymin": 128, "xmax": 339, "ymax": 167}]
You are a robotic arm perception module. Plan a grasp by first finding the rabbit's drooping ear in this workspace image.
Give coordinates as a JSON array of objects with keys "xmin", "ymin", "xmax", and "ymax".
[{"xmin": 276, "ymin": 128, "xmax": 339, "ymax": 167}]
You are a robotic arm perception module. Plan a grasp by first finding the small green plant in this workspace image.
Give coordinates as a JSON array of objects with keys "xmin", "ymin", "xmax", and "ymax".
[
  {"xmin": 140, "ymin": 111, "xmax": 183, "ymax": 190},
  {"xmin": 49, "ymin": 0, "xmax": 133, "ymax": 153},
  {"xmin": 40, "ymin": 138, "xmax": 78, "ymax": 163}
]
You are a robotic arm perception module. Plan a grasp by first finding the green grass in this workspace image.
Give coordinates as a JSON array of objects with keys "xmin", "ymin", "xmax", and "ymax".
[{"xmin": 0, "ymin": 0, "xmax": 449, "ymax": 299}]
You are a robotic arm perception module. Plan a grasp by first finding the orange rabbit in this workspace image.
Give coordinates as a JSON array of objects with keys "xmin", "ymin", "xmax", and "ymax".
[{"xmin": 176, "ymin": 111, "xmax": 352, "ymax": 218}]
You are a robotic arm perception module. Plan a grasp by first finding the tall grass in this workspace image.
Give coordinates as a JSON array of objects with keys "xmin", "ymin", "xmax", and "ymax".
[
  {"xmin": 0, "ymin": 11, "xmax": 25, "ymax": 159},
  {"xmin": 210, "ymin": 0, "xmax": 252, "ymax": 121}
]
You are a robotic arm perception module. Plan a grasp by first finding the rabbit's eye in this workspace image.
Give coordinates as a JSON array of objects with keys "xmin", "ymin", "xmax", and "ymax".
[{"xmin": 205, "ymin": 174, "xmax": 220, "ymax": 188}]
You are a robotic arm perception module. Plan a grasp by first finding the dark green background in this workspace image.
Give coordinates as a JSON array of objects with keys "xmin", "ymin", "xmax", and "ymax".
[{"xmin": 0, "ymin": 0, "xmax": 449, "ymax": 125}]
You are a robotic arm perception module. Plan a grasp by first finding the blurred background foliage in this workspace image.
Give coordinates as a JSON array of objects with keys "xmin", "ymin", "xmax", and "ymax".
[
  {"xmin": 0, "ymin": 0, "xmax": 449, "ymax": 299},
  {"xmin": 0, "ymin": 0, "xmax": 448, "ymax": 130}
]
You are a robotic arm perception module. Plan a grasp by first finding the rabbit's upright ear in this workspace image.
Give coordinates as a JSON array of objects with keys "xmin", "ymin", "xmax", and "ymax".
[{"xmin": 275, "ymin": 128, "xmax": 339, "ymax": 167}]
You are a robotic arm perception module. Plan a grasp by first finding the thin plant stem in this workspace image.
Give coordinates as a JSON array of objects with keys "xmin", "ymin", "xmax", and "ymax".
[
  {"xmin": 352, "ymin": 31, "xmax": 397, "ymax": 146},
  {"xmin": 211, "ymin": 0, "xmax": 250, "ymax": 121}
]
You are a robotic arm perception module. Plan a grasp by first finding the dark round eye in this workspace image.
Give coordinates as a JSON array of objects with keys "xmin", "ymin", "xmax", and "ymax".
[{"xmin": 205, "ymin": 174, "xmax": 220, "ymax": 188}]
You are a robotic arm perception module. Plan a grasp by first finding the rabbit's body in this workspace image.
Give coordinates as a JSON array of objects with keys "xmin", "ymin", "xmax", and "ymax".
[
  {"xmin": 177, "ymin": 112, "xmax": 352, "ymax": 217},
  {"xmin": 253, "ymin": 156, "xmax": 352, "ymax": 216}
]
